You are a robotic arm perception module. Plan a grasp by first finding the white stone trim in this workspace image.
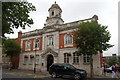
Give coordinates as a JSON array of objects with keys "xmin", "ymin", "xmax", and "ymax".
[
  {"xmin": 64, "ymin": 33, "xmax": 73, "ymax": 47},
  {"xmin": 60, "ymin": 29, "xmax": 76, "ymax": 34},
  {"xmin": 21, "ymin": 36, "xmax": 42, "ymax": 40}
]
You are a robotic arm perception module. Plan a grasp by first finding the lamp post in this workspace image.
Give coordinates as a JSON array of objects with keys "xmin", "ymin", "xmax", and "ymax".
[{"xmin": 34, "ymin": 38, "xmax": 37, "ymax": 73}]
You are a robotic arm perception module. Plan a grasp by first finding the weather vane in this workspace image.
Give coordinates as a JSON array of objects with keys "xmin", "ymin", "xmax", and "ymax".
[{"xmin": 55, "ymin": 1, "xmax": 56, "ymax": 4}]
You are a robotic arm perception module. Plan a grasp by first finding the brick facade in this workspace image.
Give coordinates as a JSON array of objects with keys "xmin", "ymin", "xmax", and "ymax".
[{"xmin": 18, "ymin": 2, "xmax": 103, "ymax": 76}]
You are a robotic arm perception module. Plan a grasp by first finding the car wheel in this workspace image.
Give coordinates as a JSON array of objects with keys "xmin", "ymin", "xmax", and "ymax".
[
  {"xmin": 51, "ymin": 72, "xmax": 57, "ymax": 78},
  {"xmin": 74, "ymin": 73, "xmax": 81, "ymax": 80}
]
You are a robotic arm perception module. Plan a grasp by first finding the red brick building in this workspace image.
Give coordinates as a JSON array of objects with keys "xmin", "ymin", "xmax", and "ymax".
[{"xmin": 18, "ymin": 2, "xmax": 103, "ymax": 75}]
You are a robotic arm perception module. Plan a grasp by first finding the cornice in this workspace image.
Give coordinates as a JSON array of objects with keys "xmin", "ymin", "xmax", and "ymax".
[{"xmin": 21, "ymin": 16, "xmax": 97, "ymax": 38}]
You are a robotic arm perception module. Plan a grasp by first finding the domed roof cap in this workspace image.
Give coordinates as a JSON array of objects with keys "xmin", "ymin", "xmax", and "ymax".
[{"xmin": 48, "ymin": 1, "xmax": 62, "ymax": 11}]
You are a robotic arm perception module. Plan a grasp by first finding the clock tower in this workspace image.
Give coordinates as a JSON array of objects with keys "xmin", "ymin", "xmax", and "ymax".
[{"xmin": 45, "ymin": 2, "xmax": 64, "ymax": 26}]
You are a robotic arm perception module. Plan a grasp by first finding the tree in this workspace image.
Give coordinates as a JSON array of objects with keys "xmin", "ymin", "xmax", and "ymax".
[
  {"xmin": 3, "ymin": 39, "xmax": 21, "ymax": 62},
  {"xmin": 107, "ymin": 56, "xmax": 119, "ymax": 66},
  {"xmin": 118, "ymin": 56, "xmax": 120, "ymax": 65},
  {"xmin": 2, "ymin": 2, "xmax": 36, "ymax": 37},
  {"xmin": 74, "ymin": 20, "xmax": 113, "ymax": 77}
]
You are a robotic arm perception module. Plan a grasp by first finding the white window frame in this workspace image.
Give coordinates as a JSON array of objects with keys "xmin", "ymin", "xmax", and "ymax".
[
  {"xmin": 33, "ymin": 39, "xmax": 40, "ymax": 50},
  {"xmin": 29, "ymin": 58, "xmax": 34, "ymax": 65},
  {"xmin": 73, "ymin": 53, "xmax": 79, "ymax": 63},
  {"xmin": 64, "ymin": 34, "xmax": 73, "ymax": 47},
  {"xmin": 35, "ymin": 55, "xmax": 39, "ymax": 64},
  {"xmin": 29, "ymin": 55, "xmax": 34, "ymax": 65},
  {"xmin": 48, "ymin": 36, "xmax": 54, "ymax": 46},
  {"xmin": 83, "ymin": 54, "xmax": 90, "ymax": 63},
  {"xmin": 23, "ymin": 55, "xmax": 28, "ymax": 64},
  {"xmin": 64, "ymin": 53, "xmax": 69, "ymax": 63},
  {"xmin": 25, "ymin": 40, "xmax": 31, "ymax": 51}
]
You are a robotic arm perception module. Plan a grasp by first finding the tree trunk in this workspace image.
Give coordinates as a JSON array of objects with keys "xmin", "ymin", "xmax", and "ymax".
[
  {"xmin": 10, "ymin": 56, "xmax": 13, "ymax": 65},
  {"xmin": 90, "ymin": 54, "xmax": 93, "ymax": 78}
]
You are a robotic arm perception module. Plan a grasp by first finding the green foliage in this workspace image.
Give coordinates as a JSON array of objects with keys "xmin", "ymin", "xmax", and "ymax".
[
  {"xmin": 74, "ymin": 21, "xmax": 113, "ymax": 55},
  {"xmin": 74, "ymin": 20, "xmax": 113, "ymax": 77},
  {"xmin": 107, "ymin": 56, "xmax": 119, "ymax": 66},
  {"xmin": 118, "ymin": 56, "xmax": 120, "ymax": 65},
  {"xmin": 3, "ymin": 39, "xmax": 21, "ymax": 57},
  {"xmin": 2, "ymin": 2, "xmax": 36, "ymax": 36}
]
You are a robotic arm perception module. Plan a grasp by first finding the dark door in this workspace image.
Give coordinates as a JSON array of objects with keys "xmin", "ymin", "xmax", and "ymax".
[{"xmin": 47, "ymin": 55, "xmax": 54, "ymax": 71}]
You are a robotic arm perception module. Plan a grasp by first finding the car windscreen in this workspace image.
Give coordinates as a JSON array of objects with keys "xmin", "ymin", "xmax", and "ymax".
[{"xmin": 65, "ymin": 64, "xmax": 76, "ymax": 69}]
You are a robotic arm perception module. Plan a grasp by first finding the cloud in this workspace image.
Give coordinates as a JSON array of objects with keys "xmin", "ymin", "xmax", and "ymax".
[{"xmin": 5, "ymin": 0, "xmax": 119, "ymax": 56}]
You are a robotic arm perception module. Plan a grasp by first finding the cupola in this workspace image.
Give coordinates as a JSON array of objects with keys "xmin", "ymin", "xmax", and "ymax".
[{"xmin": 45, "ymin": 2, "xmax": 64, "ymax": 26}]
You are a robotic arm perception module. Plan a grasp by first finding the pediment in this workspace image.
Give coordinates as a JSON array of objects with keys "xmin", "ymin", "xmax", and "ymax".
[{"xmin": 41, "ymin": 48, "xmax": 58, "ymax": 57}]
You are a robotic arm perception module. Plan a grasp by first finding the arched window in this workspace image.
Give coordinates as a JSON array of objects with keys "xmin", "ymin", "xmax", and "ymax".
[
  {"xmin": 29, "ymin": 55, "xmax": 34, "ymax": 64},
  {"xmin": 52, "ymin": 11, "xmax": 54, "ymax": 16},
  {"xmin": 24, "ymin": 55, "xmax": 28, "ymax": 64},
  {"xmin": 65, "ymin": 34, "xmax": 72, "ymax": 44},
  {"xmin": 34, "ymin": 39, "xmax": 40, "ymax": 49},
  {"xmin": 26, "ymin": 40, "xmax": 31, "ymax": 50},
  {"xmin": 73, "ymin": 53, "xmax": 79, "ymax": 63},
  {"xmin": 64, "ymin": 34, "xmax": 73, "ymax": 47},
  {"xmin": 64, "ymin": 53, "xmax": 69, "ymax": 63}
]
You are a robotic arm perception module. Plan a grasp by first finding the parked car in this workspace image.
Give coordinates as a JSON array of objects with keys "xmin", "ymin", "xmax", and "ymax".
[
  {"xmin": 104, "ymin": 66, "xmax": 120, "ymax": 73},
  {"xmin": 49, "ymin": 63, "xmax": 87, "ymax": 80},
  {"xmin": 104, "ymin": 67, "xmax": 112, "ymax": 73}
]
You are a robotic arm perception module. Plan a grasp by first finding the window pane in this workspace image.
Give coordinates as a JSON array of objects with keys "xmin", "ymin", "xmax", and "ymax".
[
  {"xmin": 64, "ymin": 53, "xmax": 69, "ymax": 63},
  {"xmin": 73, "ymin": 53, "xmax": 79, "ymax": 63},
  {"xmin": 35, "ymin": 39, "xmax": 39, "ymax": 48},
  {"xmin": 83, "ymin": 54, "xmax": 90, "ymax": 63},
  {"xmin": 24, "ymin": 58, "xmax": 28, "ymax": 64},
  {"xmin": 48, "ymin": 37, "xmax": 54, "ymax": 45},
  {"xmin": 26, "ymin": 40, "xmax": 31, "ymax": 49},
  {"xmin": 65, "ymin": 34, "xmax": 72, "ymax": 44},
  {"xmin": 30, "ymin": 58, "xmax": 34, "ymax": 64}
]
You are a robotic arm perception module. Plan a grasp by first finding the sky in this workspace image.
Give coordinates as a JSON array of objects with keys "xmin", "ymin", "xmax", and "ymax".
[{"xmin": 5, "ymin": 0, "xmax": 119, "ymax": 56}]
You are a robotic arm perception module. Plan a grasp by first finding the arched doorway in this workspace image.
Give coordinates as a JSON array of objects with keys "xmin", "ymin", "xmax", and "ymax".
[{"xmin": 47, "ymin": 55, "xmax": 54, "ymax": 71}]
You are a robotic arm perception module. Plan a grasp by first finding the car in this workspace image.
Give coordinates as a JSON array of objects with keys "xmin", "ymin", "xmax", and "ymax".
[
  {"xmin": 49, "ymin": 63, "xmax": 87, "ymax": 80},
  {"xmin": 104, "ymin": 67, "xmax": 112, "ymax": 73},
  {"xmin": 104, "ymin": 66, "xmax": 120, "ymax": 73}
]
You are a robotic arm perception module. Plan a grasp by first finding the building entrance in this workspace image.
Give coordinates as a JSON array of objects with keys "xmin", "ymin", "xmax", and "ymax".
[{"xmin": 47, "ymin": 55, "xmax": 54, "ymax": 71}]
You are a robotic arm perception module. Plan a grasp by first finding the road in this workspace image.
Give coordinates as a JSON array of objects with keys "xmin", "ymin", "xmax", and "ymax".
[
  {"xmin": 2, "ymin": 69, "xmax": 120, "ymax": 80},
  {"xmin": 2, "ymin": 69, "xmax": 70, "ymax": 80},
  {"xmin": 2, "ymin": 72, "xmax": 71, "ymax": 80}
]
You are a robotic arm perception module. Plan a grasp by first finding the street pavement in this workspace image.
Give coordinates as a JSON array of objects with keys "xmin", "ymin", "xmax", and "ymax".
[
  {"xmin": 2, "ymin": 68, "xmax": 120, "ymax": 80},
  {"xmin": 2, "ymin": 68, "xmax": 51, "ymax": 78},
  {"xmin": 2, "ymin": 68, "xmax": 70, "ymax": 80}
]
